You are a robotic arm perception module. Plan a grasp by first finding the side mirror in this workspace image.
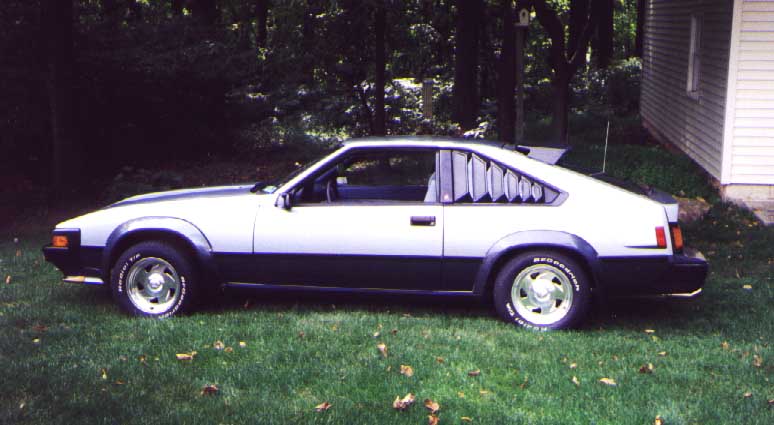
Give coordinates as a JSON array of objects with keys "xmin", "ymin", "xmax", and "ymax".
[{"xmin": 277, "ymin": 192, "xmax": 293, "ymax": 210}]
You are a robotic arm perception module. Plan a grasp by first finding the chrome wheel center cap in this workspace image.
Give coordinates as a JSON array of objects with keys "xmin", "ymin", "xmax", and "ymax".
[
  {"xmin": 532, "ymin": 279, "xmax": 553, "ymax": 300},
  {"xmin": 147, "ymin": 273, "xmax": 165, "ymax": 291}
]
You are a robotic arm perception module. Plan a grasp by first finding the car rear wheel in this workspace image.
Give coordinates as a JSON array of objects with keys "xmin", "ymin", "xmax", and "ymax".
[
  {"xmin": 110, "ymin": 241, "xmax": 198, "ymax": 318},
  {"xmin": 493, "ymin": 251, "xmax": 591, "ymax": 330}
]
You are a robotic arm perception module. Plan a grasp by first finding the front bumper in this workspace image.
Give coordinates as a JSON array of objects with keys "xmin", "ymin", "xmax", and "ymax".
[
  {"xmin": 42, "ymin": 229, "xmax": 105, "ymax": 285},
  {"xmin": 597, "ymin": 249, "xmax": 708, "ymax": 296}
]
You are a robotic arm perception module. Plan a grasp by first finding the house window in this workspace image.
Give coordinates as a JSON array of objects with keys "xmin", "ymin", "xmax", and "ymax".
[{"xmin": 687, "ymin": 14, "xmax": 703, "ymax": 97}]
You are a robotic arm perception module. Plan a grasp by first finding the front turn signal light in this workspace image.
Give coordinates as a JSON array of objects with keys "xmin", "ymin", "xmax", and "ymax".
[{"xmin": 52, "ymin": 235, "xmax": 69, "ymax": 248}]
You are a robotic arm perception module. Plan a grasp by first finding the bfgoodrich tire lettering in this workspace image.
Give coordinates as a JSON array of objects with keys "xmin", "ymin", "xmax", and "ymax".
[
  {"xmin": 493, "ymin": 251, "xmax": 591, "ymax": 330},
  {"xmin": 110, "ymin": 241, "xmax": 198, "ymax": 318}
]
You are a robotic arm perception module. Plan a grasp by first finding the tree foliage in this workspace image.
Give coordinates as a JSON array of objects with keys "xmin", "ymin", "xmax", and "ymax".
[{"xmin": 0, "ymin": 0, "xmax": 643, "ymax": 191}]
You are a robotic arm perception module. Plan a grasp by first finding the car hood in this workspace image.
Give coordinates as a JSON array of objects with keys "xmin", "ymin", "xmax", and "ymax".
[{"xmin": 107, "ymin": 184, "xmax": 255, "ymax": 208}]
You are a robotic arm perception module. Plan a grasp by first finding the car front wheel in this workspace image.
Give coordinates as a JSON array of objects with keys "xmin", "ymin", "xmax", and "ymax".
[
  {"xmin": 110, "ymin": 241, "xmax": 198, "ymax": 318},
  {"xmin": 493, "ymin": 251, "xmax": 591, "ymax": 330}
]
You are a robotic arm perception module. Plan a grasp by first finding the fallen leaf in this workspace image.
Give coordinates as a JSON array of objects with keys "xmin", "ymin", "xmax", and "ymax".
[
  {"xmin": 743, "ymin": 392, "xmax": 752, "ymax": 398},
  {"xmin": 752, "ymin": 355, "xmax": 762, "ymax": 368},
  {"xmin": 5, "ymin": 275, "xmax": 11, "ymax": 284},
  {"xmin": 612, "ymin": 355, "xmax": 619, "ymax": 361},
  {"xmin": 468, "ymin": 369, "xmax": 481, "ymax": 377},
  {"xmin": 213, "ymin": 341, "xmax": 224, "ymax": 350},
  {"xmin": 519, "ymin": 377, "xmax": 529, "ymax": 389},
  {"xmin": 200, "ymin": 384, "xmax": 219, "ymax": 396},
  {"xmin": 377, "ymin": 343, "xmax": 388, "ymax": 358},
  {"xmin": 32, "ymin": 338, "xmax": 40, "ymax": 344},
  {"xmin": 400, "ymin": 365, "xmax": 414, "ymax": 377},
  {"xmin": 428, "ymin": 414, "xmax": 439, "ymax": 425},
  {"xmin": 176, "ymin": 351, "xmax": 197, "ymax": 361},
  {"xmin": 436, "ymin": 356, "xmax": 444, "ymax": 363},
  {"xmin": 392, "ymin": 393, "xmax": 415, "ymax": 410},
  {"xmin": 373, "ymin": 331, "xmax": 381, "ymax": 338},
  {"xmin": 654, "ymin": 415, "xmax": 665, "ymax": 425},
  {"xmin": 742, "ymin": 284, "xmax": 752, "ymax": 290},
  {"xmin": 15, "ymin": 250, "xmax": 21, "ymax": 257},
  {"xmin": 224, "ymin": 347, "xmax": 233, "ymax": 353},
  {"xmin": 239, "ymin": 341, "xmax": 246, "ymax": 348},
  {"xmin": 138, "ymin": 355, "xmax": 147, "ymax": 364},
  {"xmin": 424, "ymin": 398, "xmax": 440, "ymax": 414},
  {"xmin": 100, "ymin": 368, "xmax": 108, "ymax": 380},
  {"xmin": 569, "ymin": 363, "xmax": 577, "ymax": 369},
  {"xmin": 598, "ymin": 377, "xmax": 617, "ymax": 386},
  {"xmin": 479, "ymin": 390, "xmax": 489, "ymax": 395},
  {"xmin": 391, "ymin": 328, "xmax": 398, "ymax": 335},
  {"xmin": 768, "ymin": 398, "xmax": 774, "ymax": 406},
  {"xmin": 644, "ymin": 329, "xmax": 656, "ymax": 334},
  {"xmin": 298, "ymin": 331, "xmax": 305, "ymax": 338},
  {"xmin": 461, "ymin": 417, "xmax": 473, "ymax": 422},
  {"xmin": 571, "ymin": 376, "xmax": 580, "ymax": 386},
  {"xmin": 721, "ymin": 341, "xmax": 730, "ymax": 350},
  {"xmin": 114, "ymin": 380, "xmax": 125, "ymax": 385},
  {"xmin": 314, "ymin": 401, "xmax": 332, "ymax": 412},
  {"xmin": 457, "ymin": 392, "xmax": 465, "ymax": 398},
  {"xmin": 658, "ymin": 351, "xmax": 668, "ymax": 357},
  {"xmin": 639, "ymin": 363, "xmax": 654, "ymax": 374}
]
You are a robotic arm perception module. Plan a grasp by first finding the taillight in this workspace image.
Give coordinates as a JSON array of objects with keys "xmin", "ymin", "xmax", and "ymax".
[
  {"xmin": 655, "ymin": 227, "xmax": 667, "ymax": 248},
  {"xmin": 670, "ymin": 224, "xmax": 684, "ymax": 252}
]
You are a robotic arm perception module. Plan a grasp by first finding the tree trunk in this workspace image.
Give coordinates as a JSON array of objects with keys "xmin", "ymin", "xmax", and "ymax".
[
  {"xmin": 373, "ymin": 1, "xmax": 386, "ymax": 136},
  {"xmin": 41, "ymin": 0, "xmax": 77, "ymax": 195},
  {"xmin": 453, "ymin": 0, "xmax": 483, "ymax": 131},
  {"xmin": 635, "ymin": 0, "xmax": 645, "ymax": 57},
  {"xmin": 593, "ymin": 0, "xmax": 613, "ymax": 68},
  {"xmin": 497, "ymin": 0, "xmax": 516, "ymax": 143},
  {"xmin": 551, "ymin": 70, "xmax": 571, "ymax": 143},
  {"xmin": 256, "ymin": 0, "xmax": 269, "ymax": 48},
  {"xmin": 568, "ymin": 0, "xmax": 589, "ymax": 56},
  {"xmin": 171, "ymin": 0, "xmax": 184, "ymax": 17}
]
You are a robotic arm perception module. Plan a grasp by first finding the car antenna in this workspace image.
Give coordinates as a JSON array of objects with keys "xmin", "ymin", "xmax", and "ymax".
[{"xmin": 601, "ymin": 119, "xmax": 610, "ymax": 174}]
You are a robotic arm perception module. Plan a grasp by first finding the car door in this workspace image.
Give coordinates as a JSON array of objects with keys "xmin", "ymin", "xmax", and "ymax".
[{"xmin": 250, "ymin": 148, "xmax": 444, "ymax": 290}]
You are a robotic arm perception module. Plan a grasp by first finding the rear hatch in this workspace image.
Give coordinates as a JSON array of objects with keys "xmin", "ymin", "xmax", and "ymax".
[{"xmin": 591, "ymin": 174, "xmax": 679, "ymax": 222}]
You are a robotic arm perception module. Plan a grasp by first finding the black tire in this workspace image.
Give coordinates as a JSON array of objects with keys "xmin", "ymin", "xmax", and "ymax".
[
  {"xmin": 110, "ymin": 241, "xmax": 198, "ymax": 318},
  {"xmin": 493, "ymin": 251, "xmax": 591, "ymax": 330}
]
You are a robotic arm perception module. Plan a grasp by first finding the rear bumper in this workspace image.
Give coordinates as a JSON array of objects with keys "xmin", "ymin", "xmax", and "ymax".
[{"xmin": 597, "ymin": 250, "xmax": 708, "ymax": 296}]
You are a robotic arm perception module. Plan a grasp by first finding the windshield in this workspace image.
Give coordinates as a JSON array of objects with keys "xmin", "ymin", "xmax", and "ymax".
[{"xmin": 258, "ymin": 147, "xmax": 339, "ymax": 194}]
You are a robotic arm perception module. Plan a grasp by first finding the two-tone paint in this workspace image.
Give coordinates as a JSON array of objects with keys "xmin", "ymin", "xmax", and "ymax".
[{"xmin": 43, "ymin": 137, "xmax": 707, "ymax": 299}]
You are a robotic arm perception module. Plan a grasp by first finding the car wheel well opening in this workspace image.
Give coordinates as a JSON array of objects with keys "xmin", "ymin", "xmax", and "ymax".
[
  {"xmin": 109, "ymin": 231, "xmax": 199, "ymax": 280},
  {"xmin": 484, "ymin": 246, "xmax": 596, "ymax": 300}
]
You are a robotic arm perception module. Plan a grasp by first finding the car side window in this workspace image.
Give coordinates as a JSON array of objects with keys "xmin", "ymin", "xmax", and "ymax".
[
  {"xmin": 449, "ymin": 150, "xmax": 560, "ymax": 204},
  {"xmin": 296, "ymin": 149, "xmax": 439, "ymax": 204}
]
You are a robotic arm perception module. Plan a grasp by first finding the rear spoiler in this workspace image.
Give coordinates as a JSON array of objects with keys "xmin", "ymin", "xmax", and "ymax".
[
  {"xmin": 592, "ymin": 173, "xmax": 679, "ymax": 222},
  {"xmin": 510, "ymin": 145, "xmax": 569, "ymax": 165}
]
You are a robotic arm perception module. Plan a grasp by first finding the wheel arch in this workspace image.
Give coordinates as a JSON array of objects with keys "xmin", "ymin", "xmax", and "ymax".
[
  {"xmin": 473, "ymin": 231, "xmax": 600, "ymax": 297},
  {"xmin": 102, "ymin": 217, "xmax": 217, "ymax": 283}
]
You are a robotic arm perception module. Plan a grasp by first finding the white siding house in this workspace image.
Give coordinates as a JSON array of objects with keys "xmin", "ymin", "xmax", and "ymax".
[{"xmin": 641, "ymin": 0, "xmax": 774, "ymax": 223}]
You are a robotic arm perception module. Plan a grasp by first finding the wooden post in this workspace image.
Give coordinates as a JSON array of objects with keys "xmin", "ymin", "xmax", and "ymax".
[
  {"xmin": 422, "ymin": 79, "xmax": 434, "ymax": 119},
  {"xmin": 515, "ymin": 8, "xmax": 529, "ymax": 145}
]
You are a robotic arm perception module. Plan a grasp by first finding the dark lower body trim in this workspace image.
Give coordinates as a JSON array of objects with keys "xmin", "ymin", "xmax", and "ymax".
[
  {"xmin": 597, "ymin": 254, "xmax": 707, "ymax": 296},
  {"xmin": 213, "ymin": 253, "xmax": 484, "ymax": 291}
]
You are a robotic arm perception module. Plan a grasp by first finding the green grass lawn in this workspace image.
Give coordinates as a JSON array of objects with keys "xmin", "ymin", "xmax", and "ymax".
[{"xmin": 1, "ymin": 145, "xmax": 772, "ymax": 424}]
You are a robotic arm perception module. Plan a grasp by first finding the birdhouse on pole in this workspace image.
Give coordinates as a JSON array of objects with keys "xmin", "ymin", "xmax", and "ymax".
[{"xmin": 516, "ymin": 9, "xmax": 530, "ymax": 28}]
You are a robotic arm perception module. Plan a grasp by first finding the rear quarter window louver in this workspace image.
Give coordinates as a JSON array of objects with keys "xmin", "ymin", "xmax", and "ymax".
[{"xmin": 451, "ymin": 151, "xmax": 560, "ymax": 204}]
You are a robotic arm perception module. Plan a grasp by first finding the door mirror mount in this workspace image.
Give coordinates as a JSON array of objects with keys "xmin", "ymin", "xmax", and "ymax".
[{"xmin": 277, "ymin": 192, "xmax": 293, "ymax": 210}]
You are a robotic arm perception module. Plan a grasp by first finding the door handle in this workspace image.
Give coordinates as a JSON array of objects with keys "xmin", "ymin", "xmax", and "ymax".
[{"xmin": 410, "ymin": 216, "xmax": 436, "ymax": 226}]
